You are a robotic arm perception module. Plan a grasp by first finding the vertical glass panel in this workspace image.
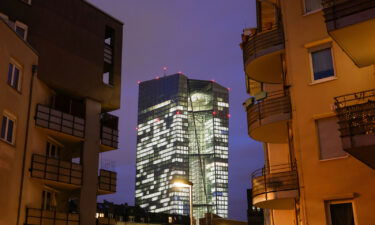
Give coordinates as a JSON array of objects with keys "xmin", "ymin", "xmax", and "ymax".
[
  {"xmin": 7, "ymin": 63, "xmax": 13, "ymax": 85},
  {"xmin": 312, "ymin": 48, "xmax": 334, "ymax": 80},
  {"xmin": 1, "ymin": 116, "xmax": 7, "ymax": 139},
  {"xmin": 46, "ymin": 142, "xmax": 51, "ymax": 156},
  {"xmin": 7, "ymin": 119, "xmax": 14, "ymax": 143},
  {"xmin": 13, "ymin": 67, "xmax": 20, "ymax": 89}
]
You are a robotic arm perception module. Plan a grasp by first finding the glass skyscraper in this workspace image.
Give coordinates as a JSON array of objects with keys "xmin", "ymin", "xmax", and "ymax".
[{"xmin": 135, "ymin": 74, "xmax": 229, "ymax": 220}]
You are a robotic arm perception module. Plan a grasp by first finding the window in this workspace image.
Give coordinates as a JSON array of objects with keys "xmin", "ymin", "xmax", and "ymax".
[
  {"xmin": 316, "ymin": 117, "xmax": 347, "ymax": 160},
  {"xmin": 46, "ymin": 140, "xmax": 61, "ymax": 158},
  {"xmin": 327, "ymin": 201, "xmax": 356, "ymax": 225},
  {"xmin": 14, "ymin": 21, "xmax": 28, "ymax": 40},
  {"xmin": 1, "ymin": 114, "xmax": 16, "ymax": 144},
  {"xmin": 7, "ymin": 62, "xmax": 22, "ymax": 91},
  {"xmin": 304, "ymin": 0, "xmax": 322, "ymax": 14},
  {"xmin": 311, "ymin": 47, "xmax": 335, "ymax": 81},
  {"xmin": 42, "ymin": 190, "xmax": 56, "ymax": 210},
  {"xmin": 20, "ymin": 0, "xmax": 32, "ymax": 5}
]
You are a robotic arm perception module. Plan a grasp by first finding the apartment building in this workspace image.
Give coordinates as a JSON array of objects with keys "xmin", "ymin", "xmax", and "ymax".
[
  {"xmin": 0, "ymin": 1, "xmax": 122, "ymax": 225},
  {"xmin": 241, "ymin": 0, "xmax": 374, "ymax": 225}
]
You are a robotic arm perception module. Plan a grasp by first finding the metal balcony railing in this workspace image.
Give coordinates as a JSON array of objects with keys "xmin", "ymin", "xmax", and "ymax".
[
  {"xmin": 246, "ymin": 90, "xmax": 291, "ymax": 129},
  {"xmin": 100, "ymin": 113, "xmax": 119, "ymax": 149},
  {"xmin": 323, "ymin": 0, "xmax": 375, "ymax": 29},
  {"xmin": 35, "ymin": 104, "xmax": 85, "ymax": 138},
  {"xmin": 104, "ymin": 44, "xmax": 113, "ymax": 64},
  {"xmin": 334, "ymin": 89, "xmax": 375, "ymax": 139},
  {"xmin": 252, "ymin": 163, "xmax": 298, "ymax": 198},
  {"xmin": 97, "ymin": 217, "xmax": 116, "ymax": 225},
  {"xmin": 25, "ymin": 208, "xmax": 79, "ymax": 225},
  {"xmin": 98, "ymin": 169, "xmax": 117, "ymax": 193},
  {"xmin": 30, "ymin": 154, "xmax": 83, "ymax": 186},
  {"xmin": 242, "ymin": 25, "xmax": 284, "ymax": 65}
]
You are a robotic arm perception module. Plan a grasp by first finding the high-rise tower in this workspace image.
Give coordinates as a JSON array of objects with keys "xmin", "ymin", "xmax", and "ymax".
[{"xmin": 135, "ymin": 74, "xmax": 229, "ymax": 220}]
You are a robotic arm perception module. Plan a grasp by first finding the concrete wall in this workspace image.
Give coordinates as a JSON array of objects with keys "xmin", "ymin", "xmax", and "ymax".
[{"xmin": 281, "ymin": 0, "xmax": 375, "ymax": 224}]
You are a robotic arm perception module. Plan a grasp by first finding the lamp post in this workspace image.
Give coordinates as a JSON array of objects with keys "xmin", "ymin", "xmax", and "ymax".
[{"xmin": 171, "ymin": 178, "xmax": 193, "ymax": 225}]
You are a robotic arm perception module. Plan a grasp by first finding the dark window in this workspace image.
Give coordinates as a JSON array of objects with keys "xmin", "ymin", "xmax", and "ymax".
[
  {"xmin": 1, "ymin": 115, "xmax": 15, "ymax": 144},
  {"xmin": 1, "ymin": 116, "xmax": 7, "ymax": 139},
  {"xmin": 7, "ymin": 63, "xmax": 21, "ymax": 90},
  {"xmin": 311, "ymin": 48, "xmax": 334, "ymax": 81},
  {"xmin": 329, "ymin": 203, "xmax": 355, "ymax": 225},
  {"xmin": 15, "ymin": 26, "xmax": 26, "ymax": 39}
]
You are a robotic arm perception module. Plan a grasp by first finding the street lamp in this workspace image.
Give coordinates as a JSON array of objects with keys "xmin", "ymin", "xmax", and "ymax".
[{"xmin": 171, "ymin": 178, "xmax": 193, "ymax": 225}]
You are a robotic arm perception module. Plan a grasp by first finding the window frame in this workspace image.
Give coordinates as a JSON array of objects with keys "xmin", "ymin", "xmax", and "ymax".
[
  {"xmin": 302, "ymin": 0, "xmax": 323, "ymax": 15},
  {"xmin": 14, "ymin": 21, "xmax": 28, "ymax": 40},
  {"xmin": 308, "ymin": 44, "xmax": 337, "ymax": 84},
  {"xmin": 315, "ymin": 116, "xmax": 348, "ymax": 161},
  {"xmin": 7, "ymin": 60, "xmax": 23, "ymax": 92},
  {"xmin": 1, "ymin": 113, "xmax": 17, "ymax": 145},
  {"xmin": 46, "ymin": 138, "xmax": 63, "ymax": 158},
  {"xmin": 325, "ymin": 199, "xmax": 358, "ymax": 225}
]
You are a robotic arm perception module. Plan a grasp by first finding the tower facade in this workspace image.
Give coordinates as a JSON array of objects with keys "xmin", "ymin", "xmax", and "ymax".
[{"xmin": 135, "ymin": 74, "xmax": 229, "ymax": 220}]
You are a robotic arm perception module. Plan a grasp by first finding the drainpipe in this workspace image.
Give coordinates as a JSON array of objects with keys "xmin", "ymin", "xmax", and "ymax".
[{"xmin": 16, "ymin": 65, "xmax": 37, "ymax": 225}]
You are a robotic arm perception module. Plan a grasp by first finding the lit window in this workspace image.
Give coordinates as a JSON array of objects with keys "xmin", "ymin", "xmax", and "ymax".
[
  {"xmin": 310, "ymin": 47, "xmax": 335, "ymax": 81},
  {"xmin": 316, "ymin": 117, "xmax": 346, "ymax": 160},
  {"xmin": 304, "ymin": 0, "xmax": 321, "ymax": 14},
  {"xmin": 7, "ymin": 62, "xmax": 22, "ymax": 91},
  {"xmin": 1, "ymin": 114, "xmax": 16, "ymax": 144},
  {"xmin": 14, "ymin": 21, "xmax": 28, "ymax": 40},
  {"xmin": 326, "ymin": 201, "xmax": 356, "ymax": 225}
]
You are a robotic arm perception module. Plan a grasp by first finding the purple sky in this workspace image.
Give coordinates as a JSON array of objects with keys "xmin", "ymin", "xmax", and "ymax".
[{"xmin": 89, "ymin": 0, "xmax": 264, "ymax": 221}]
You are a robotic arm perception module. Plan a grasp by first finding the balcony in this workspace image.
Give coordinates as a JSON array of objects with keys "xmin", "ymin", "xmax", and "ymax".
[
  {"xmin": 97, "ymin": 217, "xmax": 116, "ymax": 225},
  {"xmin": 35, "ymin": 104, "xmax": 85, "ymax": 140},
  {"xmin": 100, "ymin": 113, "xmax": 119, "ymax": 151},
  {"xmin": 246, "ymin": 90, "xmax": 291, "ymax": 143},
  {"xmin": 334, "ymin": 89, "xmax": 375, "ymax": 169},
  {"xmin": 242, "ymin": 26, "xmax": 284, "ymax": 84},
  {"xmin": 252, "ymin": 163, "xmax": 298, "ymax": 209},
  {"xmin": 25, "ymin": 208, "xmax": 79, "ymax": 225},
  {"xmin": 30, "ymin": 154, "xmax": 82, "ymax": 189},
  {"xmin": 98, "ymin": 169, "xmax": 117, "ymax": 195},
  {"xmin": 104, "ymin": 44, "xmax": 113, "ymax": 64},
  {"xmin": 323, "ymin": 0, "xmax": 375, "ymax": 67}
]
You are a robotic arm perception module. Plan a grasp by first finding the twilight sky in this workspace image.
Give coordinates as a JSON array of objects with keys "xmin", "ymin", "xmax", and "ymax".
[{"xmin": 89, "ymin": 0, "xmax": 264, "ymax": 221}]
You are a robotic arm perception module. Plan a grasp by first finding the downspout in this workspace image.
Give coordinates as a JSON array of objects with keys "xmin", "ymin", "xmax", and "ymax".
[{"xmin": 16, "ymin": 65, "xmax": 38, "ymax": 225}]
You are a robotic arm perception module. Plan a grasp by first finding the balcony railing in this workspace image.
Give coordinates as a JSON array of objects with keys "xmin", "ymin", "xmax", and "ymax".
[
  {"xmin": 252, "ymin": 163, "xmax": 298, "ymax": 198},
  {"xmin": 98, "ymin": 169, "xmax": 117, "ymax": 193},
  {"xmin": 246, "ymin": 90, "xmax": 291, "ymax": 142},
  {"xmin": 334, "ymin": 89, "xmax": 375, "ymax": 138},
  {"xmin": 334, "ymin": 89, "xmax": 375, "ymax": 168},
  {"xmin": 104, "ymin": 44, "xmax": 113, "ymax": 64},
  {"xmin": 30, "ymin": 154, "xmax": 83, "ymax": 187},
  {"xmin": 97, "ymin": 217, "xmax": 116, "ymax": 225},
  {"xmin": 25, "ymin": 208, "xmax": 79, "ymax": 225},
  {"xmin": 323, "ymin": 0, "xmax": 375, "ymax": 30},
  {"xmin": 242, "ymin": 26, "xmax": 284, "ymax": 66},
  {"xmin": 100, "ymin": 113, "xmax": 119, "ymax": 150},
  {"xmin": 35, "ymin": 104, "xmax": 85, "ymax": 138}
]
